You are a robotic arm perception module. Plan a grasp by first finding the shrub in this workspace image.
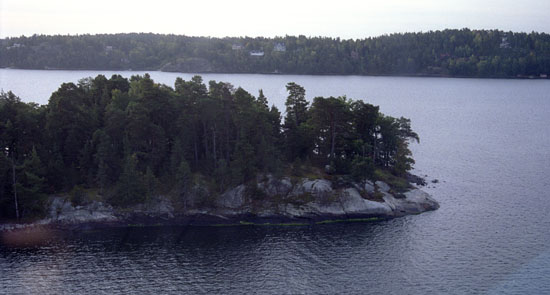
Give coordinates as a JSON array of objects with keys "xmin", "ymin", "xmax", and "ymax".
[
  {"xmin": 245, "ymin": 182, "xmax": 268, "ymax": 201},
  {"xmin": 70, "ymin": 185, "xmax": 88, "ymax": 206},
  {"xmin": 351, "ymin": 156, "xmax": 375, "ymax": 181}
]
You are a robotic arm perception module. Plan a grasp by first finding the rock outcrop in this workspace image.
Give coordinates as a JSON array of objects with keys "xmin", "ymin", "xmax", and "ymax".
[
  {"xmin": 48, "ymin": 197, "xmax": 118, "ymax": 223},
  {"xmin": 210, "ymin": 177, "xmax": 438, "ymax": 221},
  {"xmin": 0, "ymin": 176, "xmax": 439, "ymax": 231}
]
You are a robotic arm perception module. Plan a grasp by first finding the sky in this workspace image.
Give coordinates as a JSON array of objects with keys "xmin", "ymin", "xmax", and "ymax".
[{"xmin": 1, "ymin": 0, "xmax": 549, "ymax": 39}]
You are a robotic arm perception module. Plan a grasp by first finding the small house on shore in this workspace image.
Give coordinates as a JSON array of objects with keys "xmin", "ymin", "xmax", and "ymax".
[{"xmin": 250, "ymin": 50, "xmax": 264, "ymax": 56}]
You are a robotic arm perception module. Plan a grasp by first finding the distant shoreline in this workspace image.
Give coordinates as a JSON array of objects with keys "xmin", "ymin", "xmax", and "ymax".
[
  {"xmin": 2, "ymin": 67, "xmax": 549, "ymax": 80},
  {"xmin": 2, "ymin": 30, "xmax": 550, "ymax": 80}
]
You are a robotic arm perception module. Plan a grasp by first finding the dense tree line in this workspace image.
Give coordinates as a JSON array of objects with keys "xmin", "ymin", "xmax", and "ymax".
[
  {"xmin": 1, "ymin": 29, "xmax": 549, "ymax": 78},
  {"xmin": 0, "ymin": 75, "xmax": 418, "ymax": 220}
]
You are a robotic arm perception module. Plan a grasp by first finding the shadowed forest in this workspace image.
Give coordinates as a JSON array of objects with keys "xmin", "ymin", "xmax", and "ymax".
[{"xmin": 0, "ymin": 75, "xmax": 420, "ymax": 219}]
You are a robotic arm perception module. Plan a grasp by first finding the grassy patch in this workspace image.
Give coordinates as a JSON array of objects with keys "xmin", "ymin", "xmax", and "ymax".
[
  {"xmin": 239, "ymin": 220, "xmax": 309, "ymax": 226},
  {"xmin": 69, "ymin": 186, "xmax": 103, "ymax": 206},
  {"xmin": 126, "ymin": 223, "xmax": 145, "ymax": 227},
  {"xmin": 315, "ymin": 217, "xmax": 380, "ymax": 224},
  {"xmin": 374, "ymin": 169, "xmax": 412, "ymax": 193},
  {"xmin": 212, "ymin": 223, "xmax": 240, "ymax": 227}
]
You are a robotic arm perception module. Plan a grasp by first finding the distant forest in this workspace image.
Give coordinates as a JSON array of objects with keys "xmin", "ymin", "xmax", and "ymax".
[
  {"xmin": 0, "ymin": 75, "xmax": 419, "ymax": 219},
  {"xmin": 1, "ymin": 29, "xmax": 550, "ymax": 78}
]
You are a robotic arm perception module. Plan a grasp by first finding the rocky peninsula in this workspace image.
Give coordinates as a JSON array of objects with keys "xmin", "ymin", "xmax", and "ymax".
[{"xmin": 0, "ymin": 175, "xmax": 438, "ymax": 232}]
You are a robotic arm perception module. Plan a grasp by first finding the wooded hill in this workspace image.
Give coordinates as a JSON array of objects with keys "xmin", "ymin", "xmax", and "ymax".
[{"xmin": 1, "ymin": 29, "xmax": 549, "ymax": 78}]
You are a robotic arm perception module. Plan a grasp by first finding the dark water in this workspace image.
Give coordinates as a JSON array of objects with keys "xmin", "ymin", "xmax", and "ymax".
[{"xmin": 1, "ymin": 70, "xmax": 550, "ymax": 294}]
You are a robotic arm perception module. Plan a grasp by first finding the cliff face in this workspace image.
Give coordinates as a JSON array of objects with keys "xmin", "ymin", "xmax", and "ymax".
[{"xmin": 1, "ymin": 176, "xmax": 439, "ymax": 231}]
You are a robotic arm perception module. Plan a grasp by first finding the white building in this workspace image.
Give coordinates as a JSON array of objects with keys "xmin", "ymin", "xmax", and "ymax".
[
  {"xmin": 273, "ymin": 43, "xmax": 286, "ymax": 52},
  {"xmin": 6, "ymin": 43, "xmax": 23, "ymax": 50},
  {"xmin": 250, "ymin": 50, "xmax": 264, "ymax": 56},
  {"xmin": 500, "ymin": 36, "xmax": 511, "ymax": 49}
]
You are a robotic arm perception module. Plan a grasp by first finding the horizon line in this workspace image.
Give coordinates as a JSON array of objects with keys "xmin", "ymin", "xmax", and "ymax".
[{"xmin": 2, "ymin": 28, "xmax": 549, "ymax": 40}]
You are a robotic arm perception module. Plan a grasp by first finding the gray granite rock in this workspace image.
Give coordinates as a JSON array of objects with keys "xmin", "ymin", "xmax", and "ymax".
[
  {"xmin": 217, "ymin": 185, "xmax": 246, "ymax": 209},
  {"xmin": 383, "ymin": 189, "xmax": 439, "ymax": 216},
  {"xmin": 364, "ymin": 180, "xmax": 375, "ymax": 194},
  {"xmin": 48, "ymin": 197, "xmax": 117, "ymax": 224},
  {"xmin": 340, "ymin": 188, "xmax": 392, "ymax": 215},
  {"xmin": 258, "ymin": 175, "xmax": 292, "ymax": 197},
  {"xmin": 2, "ymin": 175, "xmax": 439, "ymax": 231},
  {"xmin": 375, "ymin": 181, "xmax": 391, "ymax": 192}
]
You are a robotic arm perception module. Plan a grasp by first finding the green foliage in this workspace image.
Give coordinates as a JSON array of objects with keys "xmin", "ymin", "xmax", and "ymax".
[
  {"xmin": 284, "ymin": 83, "xmax": 313, "ymax": 161},
  {"xmin": 238, "ymin": 221, "xmax": 309, "ymax": 226},
  {"xmin": 94, "ymin": 130, "xmax": 114, "ymax": 193},
  {"xmin": 70, "ymin": 185, "xmax": 88, "ymax": 206},
  {"xmin": 144, "ymin": 166, "xmax": 159, "ymax": 200},
  {"xmin": 2, "ymin": 30, "xmax": 550, "ymax": 77},
  {"xmin": 284, "ymin": 82, "xmax": 309, "ymax": 127},
  {"xmin": 374, "ymin": 169, "xmax": 411, "ymax": 193},
  {"xmin": 308, "ymin": 96, "xmax": 352, "ymax": 162},
  {"xmin": 245, "ymin": 182, "xmax": 268, "ymax": 201},
  {"xmin": 365, "ymin": 190, "xmax": 381, "ymax": 201},
  {"xmin": 175, "ymin": 160, "xmax": 192, "ymax": 195},
  {"xmin": 0, "ymin": 76, "xmax": 421, "ymax": 219},
  {"xmin": 112, "ymin": 153, "xmax": 145, "ymax": 206},
  {"xmin": 15, "ymin": 147, "xmax": 47, "ymax": 217},
  {"xmin": 213, "ymin": 159, "xmax": 229, "ymax": 192},
  {"xmin": 351, "ymin": 156, "xmax": 375, "ymax": 182},
  {"xmin": 290, "ymin": 158, "xmax": 304, "ymax": 177},
  {"xmin": 195, "ymin": 189, "xmax": 217, "ymax": 209},
  {"xmin": 316, "ymin": 217, "xmax": 380, "ymax": 224}
]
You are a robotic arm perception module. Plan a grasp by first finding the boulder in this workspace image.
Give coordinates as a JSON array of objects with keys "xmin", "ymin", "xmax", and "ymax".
[
  {"xmin": 290, "ymin": 179, "xmax": 332, "ymax": 197},
  {"xmin": 403, "ymin": 189, "xmax": 440, "ymax": 211},
  {"xmin": 144, "ymin": 197, "xmax": 175, "ymax": 218},
  {"xmin": 340, "ymin": 188, "xmax": 392, "ymax": 215},
  {"xmin": 375, "ymin": 181, "xmax": 391, "ymax": 192},
  {"xmin": 51, "ymin": 199, "xmax": 117, "ymax": 224},
  {"xmin": 383, "ymin": 189, "xmax": 439, "ymax": 215},
  {"xmin": 258, "ymin": 175, "xmax": 292, "ymax": 197},
  {"xmin": 216, "ymin": 185, "xmax": 246, "ymax": 209},
  {"xmin": 307, "ymin": 201, "xmax": 346, "ymax": 216},
  {"xmin": 364, "ymin": 180, "xmax": 375, "ymax": 194}
]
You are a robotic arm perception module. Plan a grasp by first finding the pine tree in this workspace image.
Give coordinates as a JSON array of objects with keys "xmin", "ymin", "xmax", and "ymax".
[
  {"xmin": 16, "ymin": 147, "xmax": 47, "ymax": 217},
  {"xmin": 114, "ymin": 153, "xmax": 145, "ymax": 206},
  {"xmin": 94, "ymin": 131, "xmax": 112, "ymax": 194},
  {"xmin": 144, "ymin": 166, "xmax": 158, "ymax": 201},
  {"xmin": 257, "ymin": 89, "xmax": 269, "ymax": 110},
  {"xmin": 283, "ymin": 83, "xmax": 312, "ymax": 161}
]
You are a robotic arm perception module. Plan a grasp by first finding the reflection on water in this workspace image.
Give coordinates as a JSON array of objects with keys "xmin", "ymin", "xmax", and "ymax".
[
  {"xmin": 1, "ymin": 227, "xmax": 60, "ymax": 248},
  {"xmin": 1, "ymin": 218, "xmax": 549, "ymax": 294},
  {"xmin": 1, "ymin": 70, "xmax": 550, "ymax": 294},
  {"xmin": 0, "ymin": 224, "xmax": 426, "ymax": 294}
]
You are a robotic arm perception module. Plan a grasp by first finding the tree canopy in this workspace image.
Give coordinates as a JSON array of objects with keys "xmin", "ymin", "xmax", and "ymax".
[
  {"xmin": 1, "ymin": 29, "xmax": 550, "ymax": 78},
  {"xmin": 0, "ymin": 76, "xmax": 419, "ymax": 219}
]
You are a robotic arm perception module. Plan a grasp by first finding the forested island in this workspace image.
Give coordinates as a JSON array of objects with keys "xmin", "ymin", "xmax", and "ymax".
[
  {"xmin": 0, "ymin": 75, "xmax": 438, "ymax": 228},
  {"xmin": 1, "ymin": 29, "xmax": 549, "ymax": 78}
]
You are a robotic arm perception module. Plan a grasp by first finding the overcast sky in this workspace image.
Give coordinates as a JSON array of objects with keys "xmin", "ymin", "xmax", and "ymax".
[{"xmin": 1, "ymin": 0, "xmax": 549, "ymax": 39}]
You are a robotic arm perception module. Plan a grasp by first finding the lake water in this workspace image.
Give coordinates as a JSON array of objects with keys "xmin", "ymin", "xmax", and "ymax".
[{"xmin": 1, "ymin": 69, "xmax": 550, "ymax": 294}]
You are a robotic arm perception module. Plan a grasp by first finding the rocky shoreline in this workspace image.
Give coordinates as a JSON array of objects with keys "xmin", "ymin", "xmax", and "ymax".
[{"xmin": 0, "ymin": 176, "xmax": 439, "ymax": 232}]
